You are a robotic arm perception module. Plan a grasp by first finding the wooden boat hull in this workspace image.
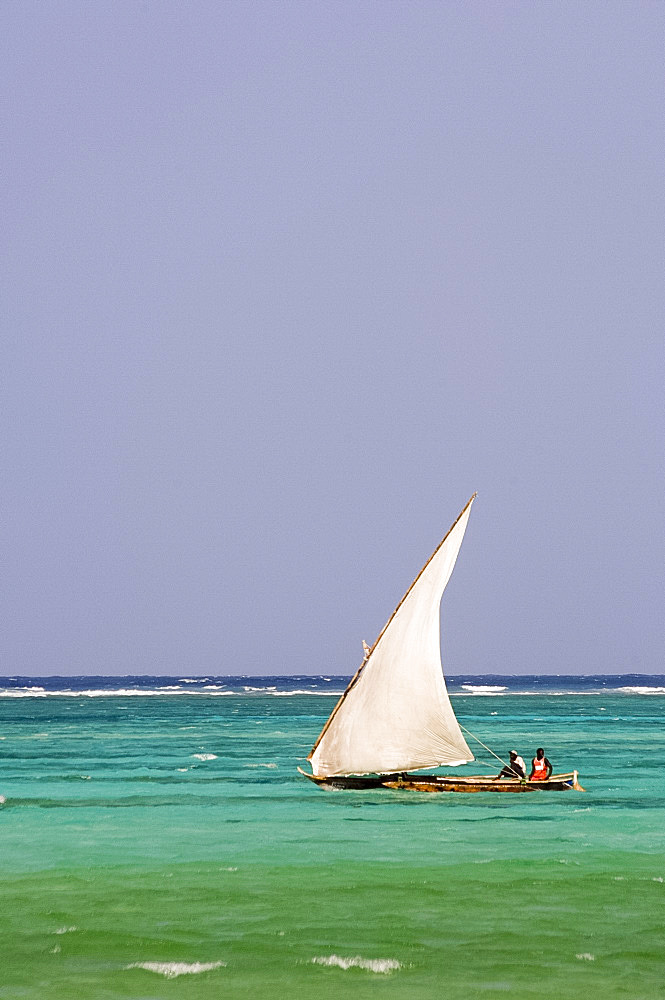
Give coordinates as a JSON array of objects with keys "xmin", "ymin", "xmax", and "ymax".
[{"xmin": 298, "ymin": 767, "xmax": 584, "ymax": 792}]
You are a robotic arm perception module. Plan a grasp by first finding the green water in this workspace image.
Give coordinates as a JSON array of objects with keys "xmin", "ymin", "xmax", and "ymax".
[{"xmin": 1, "ymin": 690, "xmax": 664, "ymax": 997}]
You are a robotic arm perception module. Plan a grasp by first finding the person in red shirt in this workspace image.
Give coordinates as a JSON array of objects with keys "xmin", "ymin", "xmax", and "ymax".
[{"xmin": 529, "ymin": 748, "xmax": 552, "ymax": 781}]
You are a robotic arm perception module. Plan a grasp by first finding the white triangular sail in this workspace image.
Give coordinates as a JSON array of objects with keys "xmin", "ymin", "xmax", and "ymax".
[{"xmin": 309, "ymin": 496, "xmax": 476, "ymax": 777}]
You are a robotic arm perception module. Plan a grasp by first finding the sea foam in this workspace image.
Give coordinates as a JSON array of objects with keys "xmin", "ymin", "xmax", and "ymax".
[
  {"xmin": 311, "ymin": 955, "xmax": 401, "ymax": 973},
  {"xmin": 270, "ymin": 689, "xmax": 344, "ymax": 696},
  {"xmin": 126, "ymin": 961, "xmax": 226, "ymax": 978},
  {"xmin": 461, "ymin": 685, "xmax": 507, "ymax": 694},
  {"xmin": 191, "ymin": 753, "xmax": 218, "ymax": 761},
  {"xmin": 0, "ymin": 686, "xmax": 335, "ymax": 698},
  {"xmin": 614, "ymin": 686, "xmax": 665, "ymax": 695}
]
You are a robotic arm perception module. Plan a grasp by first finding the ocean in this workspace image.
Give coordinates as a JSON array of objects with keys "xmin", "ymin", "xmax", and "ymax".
[{"xmin": 1, "ymin": 674, "xmax": 664, "ymax": 998}]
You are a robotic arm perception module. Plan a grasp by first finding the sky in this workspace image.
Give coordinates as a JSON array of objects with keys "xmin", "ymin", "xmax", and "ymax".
[{"xmin": 2, "ymin": 1, "xmax": 663, "ymax": 677}]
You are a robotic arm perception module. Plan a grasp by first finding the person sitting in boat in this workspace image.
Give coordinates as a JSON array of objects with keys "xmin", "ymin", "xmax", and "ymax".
[
  {"xmin": 496, "ymin": 751, "xmax": 526, "ymax": 779},
  {"xmin": 529, "ymin": 748, "xmax": 552, "ymax": 781}
]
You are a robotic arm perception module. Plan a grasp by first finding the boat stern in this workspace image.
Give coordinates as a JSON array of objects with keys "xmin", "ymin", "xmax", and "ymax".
[{"xmin": 571, "ymin": 769, "xmax": 585, "ymax": 791}]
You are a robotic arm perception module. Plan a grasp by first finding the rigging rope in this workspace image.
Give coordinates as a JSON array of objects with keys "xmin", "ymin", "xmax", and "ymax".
[{"xmin": 459, "ymin": 725, "xmax": 512, "ymax": 771}]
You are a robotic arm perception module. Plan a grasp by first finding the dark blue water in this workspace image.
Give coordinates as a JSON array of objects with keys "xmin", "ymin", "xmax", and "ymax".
[{"xmin": 2, "ymin": 672, "xmax": 664, "ymax": 696}]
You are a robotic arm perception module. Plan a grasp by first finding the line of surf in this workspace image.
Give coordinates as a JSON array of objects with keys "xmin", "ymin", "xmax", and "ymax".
[{"xmin": 0, "ymin": 687, "xmax": 345, "ymax": 698}]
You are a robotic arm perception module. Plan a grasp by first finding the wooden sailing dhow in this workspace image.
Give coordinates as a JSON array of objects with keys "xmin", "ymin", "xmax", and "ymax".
[{"xmin": 299, "ymin": 495, "xmax": 583, "ymax": 793}]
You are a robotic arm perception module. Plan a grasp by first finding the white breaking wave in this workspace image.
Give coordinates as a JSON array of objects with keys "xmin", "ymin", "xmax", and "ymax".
[
  {"xmin": 452, "ymin": 689, "xmax": 618, "ymax": 697},
  {"xmin": 0, "ymin": 688, "xmax": 238, "ymax": 698},
  {"xmin": 0, "ymin": 687, "xmax": 338, "ymax": 698},
  {"xmin": 126, "ymin": 961, "xmax": 226, "ymax": 978},
  {"xmin": 244, "ymin": 762, "xmax": 277, "ymax": 769},
  {"xmin": 0, "ymin": 688, "xmax": 189, "ymax": 698},
  {"xmin": 575, "ymin": 953, "xmax": 595, "ymax": 962},
  {"xmin": 270, "ymin": 689, "xmax": 345, "ymax": 697},
  {"xmin": 614, "ymin": 686, "xmax": 665, "ymax": 695},
  {"xmin": 311, "ymin": 955, "xmax": 401, "ymax": 973},
  {"xmin": 53, "ymin": 926, "xmax": 78, "ymax": 934},
  {"xmin": 460, "ymin": 685, "xmax": 507, "ymax": 694},
  {"xmin": 191, "ymin": 753, "xmax": 217, "ymax": 761}
]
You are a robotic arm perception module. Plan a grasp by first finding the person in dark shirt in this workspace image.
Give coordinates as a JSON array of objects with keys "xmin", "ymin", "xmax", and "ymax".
[{"xmin": 496, "ymin": 750, "xmax": 526, "ymax": 779}]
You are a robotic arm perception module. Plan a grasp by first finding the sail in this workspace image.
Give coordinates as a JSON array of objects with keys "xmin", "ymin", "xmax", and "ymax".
[{"xmin": 309, "ymin": 496, "xmax": 476, "ymax": 777}]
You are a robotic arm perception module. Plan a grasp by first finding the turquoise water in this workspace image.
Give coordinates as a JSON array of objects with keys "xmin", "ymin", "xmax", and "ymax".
[{"xmin": 1, "ymin": 677, "xmax": 664, "ymax": 998}]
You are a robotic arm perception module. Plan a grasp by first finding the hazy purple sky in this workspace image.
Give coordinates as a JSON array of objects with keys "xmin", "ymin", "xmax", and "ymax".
[{"xmin": 3, "ymin": 2, "xmax": 663, "ymax": 676}]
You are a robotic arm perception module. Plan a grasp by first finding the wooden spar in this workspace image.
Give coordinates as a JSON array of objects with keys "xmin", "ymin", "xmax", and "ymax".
[{"xmin": 307, "ymin": 493, "xmax": 477, "ymax": 764}]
